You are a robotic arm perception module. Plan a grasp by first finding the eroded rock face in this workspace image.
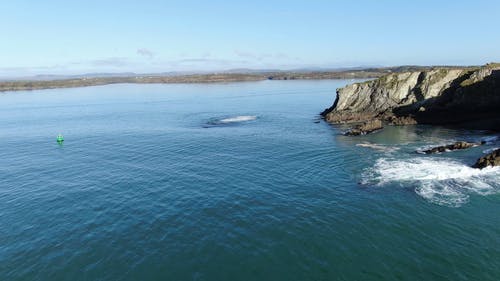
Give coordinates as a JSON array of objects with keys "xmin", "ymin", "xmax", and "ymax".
[
  {"xmin": 322, "ymin": 69, "xmax": 464, "ymax": 122},
  {"xmin": 472, "ymin": 149, "xmax": 500, "ymax": 169},
  {"xmin": 321, "ymin": 64, "xmax": 500, "ymax": 131},
  {"xmin": 420, "ymin": 141, "xmax": 480, "ymax": 154},
  {"xmin": 344, "ymin": 119, "xmax": 383, "ymax": 136}
]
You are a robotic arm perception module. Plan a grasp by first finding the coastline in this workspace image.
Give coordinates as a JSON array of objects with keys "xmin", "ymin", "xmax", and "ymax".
[
  {"xmin": 0, "ymin": 71, "xmax": 381, "ymax": 92},
  {"xmin": 0, "ymin": 66, "xmax": 455, "ymax": 92},
  {"xmin": 322, "ymin": 63, "xmax": 500, "ymax": 131},
  {"xmin": 321, "ymin": 63, "xmax": 500, "ymax": 168}
]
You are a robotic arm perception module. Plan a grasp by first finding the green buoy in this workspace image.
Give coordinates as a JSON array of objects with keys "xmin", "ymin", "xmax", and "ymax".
[{"xmin": 56, "ymin": 134, "xmax": 64, "ymax": 143}]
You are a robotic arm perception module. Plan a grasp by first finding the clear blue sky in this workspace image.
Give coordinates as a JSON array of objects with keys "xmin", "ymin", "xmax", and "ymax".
[{"xmin": 1, "ymin": 0, "xmax": 499, "ymax": 76}]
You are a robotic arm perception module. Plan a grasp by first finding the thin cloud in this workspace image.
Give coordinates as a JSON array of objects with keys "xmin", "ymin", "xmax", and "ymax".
[
  {"xmin": 175, "ymin": 58, "xmax": 246, "ymax": 64},
  {"xmin": 234, "ymin": 50, "xmax": 292, "ymax": 61},
  {"xmin": 137, "ymin": 48, "xmax": 155, "ymax": 58},
  {"xmin": 234, "ymin": 50, "xmax": 257, "ymax": 59},
  {"xmin": 90, "ymin": 57, "xmax": 130, "ymax": 67}
]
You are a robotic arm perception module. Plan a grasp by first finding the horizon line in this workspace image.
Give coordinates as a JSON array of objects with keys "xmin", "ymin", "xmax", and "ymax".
[{"xmin": 1, "ymin": 62, "xmax": 492, "ymax": 80}]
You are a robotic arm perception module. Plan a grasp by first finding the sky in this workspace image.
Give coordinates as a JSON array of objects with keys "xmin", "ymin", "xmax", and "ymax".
[{"xmin": 1, "ymin": 0, "xmax": 499, "ymax": 76}]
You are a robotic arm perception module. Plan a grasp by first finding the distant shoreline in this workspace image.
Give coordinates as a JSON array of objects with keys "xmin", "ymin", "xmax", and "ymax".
[{"xmin": 0, "ymin": 66, "xmax": 461, "ymax": 92}]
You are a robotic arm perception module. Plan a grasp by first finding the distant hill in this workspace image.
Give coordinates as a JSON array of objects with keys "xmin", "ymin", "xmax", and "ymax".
[{"xmin": 0, "ymin": 65, "xmax": 477, "ymax": 92}]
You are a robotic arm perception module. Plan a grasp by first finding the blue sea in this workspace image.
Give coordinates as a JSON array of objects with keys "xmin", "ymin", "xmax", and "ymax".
[{"xmin": 0, "ymin": 80, "xmax": 499, "ymax": 280}]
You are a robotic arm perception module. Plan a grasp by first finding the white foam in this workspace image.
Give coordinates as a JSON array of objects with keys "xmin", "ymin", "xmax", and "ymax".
[
  {"xmin": 362, "ymin": 157, "xmax": 500, "ymax": 207},
  {"xmin": 482, "ymin": 136, "xmax": 499, "ymax": 144},
  {"xmin": 483, "ymin": 147, "xmax": 499, "ymax": 154},
  {"xmin": 219, "ymin": 115, "xmax": 257, "ymax": 123}
]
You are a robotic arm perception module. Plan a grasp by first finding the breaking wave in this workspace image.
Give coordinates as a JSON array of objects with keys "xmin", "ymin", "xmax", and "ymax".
[
  {"xmin": 483, "ymin": 147, "xmax": 499, "ymax": 154},
  {"xmin": 362, "ymin": 157, "xmax": 500, "ymax": 207},
  {"xmin": 482, "ymin": 135, "xmax": 499, "ymax": 144}
]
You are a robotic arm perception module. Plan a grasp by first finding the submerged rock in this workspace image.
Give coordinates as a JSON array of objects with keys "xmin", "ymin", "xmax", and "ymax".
[
  {"xmin": 345, "ymin": 119, "xmax": 383, "ymax": 136},
  {"xmin": 472, "ymin": 148, "xmax": 500, "ymax": 169},
  {"xmin": 421, "ymin": 141, "xmax": 480, "ymax": 154}
]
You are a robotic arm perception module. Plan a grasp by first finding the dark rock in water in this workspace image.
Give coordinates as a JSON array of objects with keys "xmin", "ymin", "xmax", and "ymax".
[
  {"xmin": 388, "ymin": 115, "xmax": 418, "ymax": 126},
  {"xmin": 421, "ymin": 141, "xmax": 479, "ymax": 154},
  {"xmin": 473, "ymin": 148, "xmax": 500, "ymax": 169},
  {"xmin": 345, "ymin": 119, "xmax": 383, "ymax": 136},
  {"xmin": 424, "ymin": 141, "xmax": 480, "ymax": 154}
]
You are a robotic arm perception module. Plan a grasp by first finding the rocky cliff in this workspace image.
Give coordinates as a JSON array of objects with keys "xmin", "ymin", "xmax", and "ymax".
[{"xmin": 321, "ymin": 63, "xmax": 500, "ymax": 130}]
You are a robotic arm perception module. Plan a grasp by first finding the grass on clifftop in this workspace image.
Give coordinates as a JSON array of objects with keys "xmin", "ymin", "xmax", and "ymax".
[{"xmin": 486, "ymin": 62, "xmax": 500, "ymax": 69}]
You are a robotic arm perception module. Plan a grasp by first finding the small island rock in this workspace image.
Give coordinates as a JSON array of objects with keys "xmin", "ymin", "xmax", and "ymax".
[
  {"xmin": 421, "ymin": 141, "xmax": 479, "ymax": 154},
  {"xmin": 472, "ymin": 148, "xmax": 500, "ymax": 169}
]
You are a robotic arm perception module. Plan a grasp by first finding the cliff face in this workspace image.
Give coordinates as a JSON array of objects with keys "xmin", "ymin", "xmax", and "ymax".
[{"xmin": 322, "ymin": 64, "xmax": 500, "ymax": 130}]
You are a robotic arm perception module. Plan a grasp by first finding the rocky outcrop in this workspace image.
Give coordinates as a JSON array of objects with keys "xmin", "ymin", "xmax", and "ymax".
[
  {"xmin": 387, "ymin": 115, "xmax": 418, "ymax": 126},
  {"xmin": 472, "ymin": 148, "xmax": 500, "ymax": 169},
  {"xmin": 419, "ymin": 141, "xmax": 481, "ymax": 154},
  {"xmin": 345, "ymin": 119, "xmax": 383, "ymax": 136},
  {"xmin": 321, "ymin": 63, "xmax": 500, "ymax": 131}
]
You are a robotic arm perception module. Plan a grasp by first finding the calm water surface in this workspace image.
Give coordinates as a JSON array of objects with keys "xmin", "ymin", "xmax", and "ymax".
[{"xmin": 0, "ymin": 80, "xmax": 499, "ymax": 280}]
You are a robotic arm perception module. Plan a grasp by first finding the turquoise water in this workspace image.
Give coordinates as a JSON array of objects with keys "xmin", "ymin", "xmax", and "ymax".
[{"xmin": 0, "ymin": 80, "xmax": 499, "ymax": 280}]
